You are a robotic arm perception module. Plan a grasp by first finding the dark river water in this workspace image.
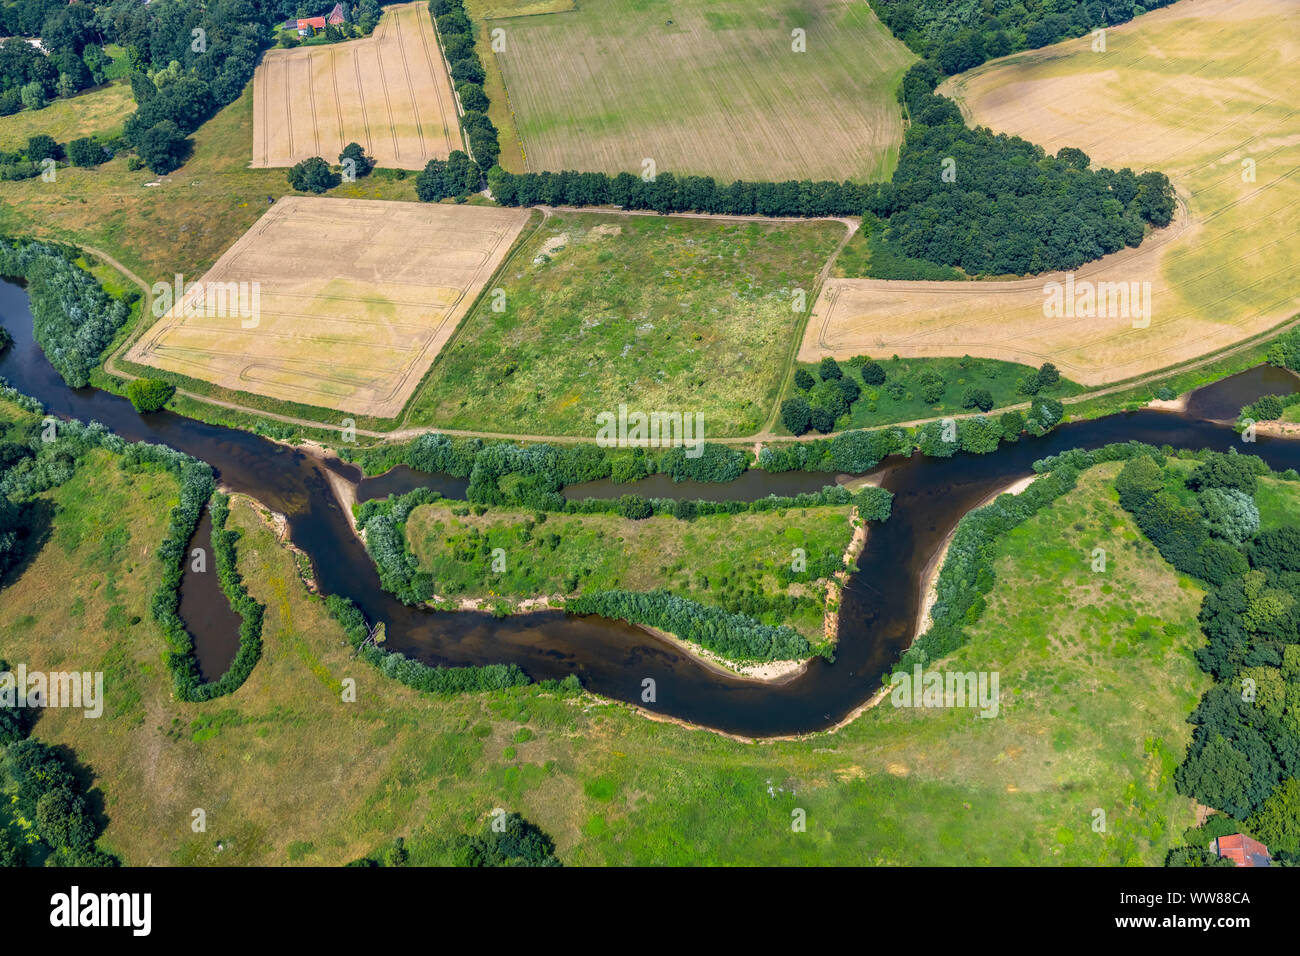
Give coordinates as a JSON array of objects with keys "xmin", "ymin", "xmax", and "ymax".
[{"xmin": 3, "ymin": 280, "xmax": 1299, "ymax": 736}]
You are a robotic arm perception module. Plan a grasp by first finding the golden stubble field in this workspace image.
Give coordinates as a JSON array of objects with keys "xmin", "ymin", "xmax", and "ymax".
[
  {"xmin": 491, "ymin": 0, "xmax": 915, "ymax": 181},
  {"xmin": 125, "ymin": 196, "xmax": 531, "ymax": 418},
  {"xmin": 252, "ymin": 2, "xmax": 461, "ymax": 170},
  {"xmin": 801, "ymin": 0, "xmax": 1300, "ymax": 386}
]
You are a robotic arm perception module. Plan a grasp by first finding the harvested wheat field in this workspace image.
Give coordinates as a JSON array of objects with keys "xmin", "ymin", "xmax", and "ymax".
[
  {"xmin": 803, "ymin": 0, "xmax": 1300, "ymax": 386},
  {"xmin": 492, "ymin": 0, "xmax": 915, "ymax": 181},
  {"xmin": 126, "ymin": 197, "xmax": 532, "ymax": 418},
  {"xmin": 252, "ymin": 2, "xmax": 460, "ymax": 170}
]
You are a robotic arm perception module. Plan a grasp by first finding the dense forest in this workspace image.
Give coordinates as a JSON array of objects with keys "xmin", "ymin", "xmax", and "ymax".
[
  {"xmin": 1114, "ymin": 451, "xmax": 1300, "ymax": 864},
  {"xmin": 868, "ymin": 0, "xmax": 1181, "ymax": 76}
]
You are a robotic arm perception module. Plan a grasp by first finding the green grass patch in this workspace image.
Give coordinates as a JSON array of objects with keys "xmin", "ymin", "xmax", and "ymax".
[
  {"xmin": 405, "ymin": 211, "xmax": 844, "ymax": 436},
  {"xmin": 406, "ymin": 501, "xmax": 855, "ymax": 639}
]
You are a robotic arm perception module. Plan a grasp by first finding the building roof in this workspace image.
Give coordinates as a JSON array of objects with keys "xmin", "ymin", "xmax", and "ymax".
[
  {"xmin": 298, "ymin": 16, "xmax": 327, "ymax": 29},
  {"xmin": 327, "ymin": 3, "xmax": 345, "ymax": 24},
  {"xmin": 1215, "ymin": 834, "xmax": 1271, "ymax": 867}
]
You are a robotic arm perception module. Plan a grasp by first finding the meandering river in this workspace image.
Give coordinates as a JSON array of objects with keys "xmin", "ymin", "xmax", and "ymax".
[{"xmin": 3, "ymin": 280, "xmax": 1299, "ymax": 736}]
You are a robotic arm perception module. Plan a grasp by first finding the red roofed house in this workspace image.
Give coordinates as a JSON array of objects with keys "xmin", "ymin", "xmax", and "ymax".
[
  {"xmin": 327, "ymin": 3, "xmax": 346, "ymax": 25},
  {"xmin": 1214, "ymin": 833, "xmax": 1271, "ymax": 867},
  {"xmin": 297, "ymin": 16, "xmax": 327, "ymax": 35}
]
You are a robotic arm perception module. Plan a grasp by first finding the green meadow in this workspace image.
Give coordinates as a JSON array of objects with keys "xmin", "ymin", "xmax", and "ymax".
[
  {"xmin": 405, "ymin": 211, "xmax": 844, "ymax": 436},
  {"xmin": 406, "ymin": 501, "xmax": 855, "ymax": 639}
]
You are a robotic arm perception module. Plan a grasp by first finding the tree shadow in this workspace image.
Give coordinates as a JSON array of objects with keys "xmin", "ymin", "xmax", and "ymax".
[{"xmin": 0, "ymin": 497, "xmax": 54, "ymax": 591}]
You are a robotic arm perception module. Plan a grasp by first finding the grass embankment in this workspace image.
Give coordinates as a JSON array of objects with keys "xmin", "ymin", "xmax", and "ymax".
[
  {"xmin": 1, "ymin": 390, "xmax": 1209, "ymax": 864},
  {"xmin": 405, "ymin": 211, "xmax": 844, "ymax": 437},
  {"xmin": 406, "ymin": 501, "xmax": 855, "ymax": 640}
]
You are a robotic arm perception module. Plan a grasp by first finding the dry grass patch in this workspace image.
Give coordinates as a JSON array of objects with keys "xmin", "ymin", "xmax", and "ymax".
[{"xmin": 0, "ymin": 81, "xmax": 135, "ymax": 146}]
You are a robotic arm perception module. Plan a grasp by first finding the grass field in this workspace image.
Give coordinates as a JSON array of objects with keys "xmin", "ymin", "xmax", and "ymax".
[
  {"xmin": 803, "ymin": 0, "xmax": 1300, "ymax": 386},
  {"xmin": 253, "ymin": 3, "xmax": 461, "ymax": 170},
  {"xmin": 1255, "ymin": 474, "xmax": 1300, "ymax": 532},
  {"xmin": 0, "ymin": 80, "xmax": 135, "ymax": 147},
  {"xmin": 489, "ymin": 0, "xmax": 915, "ymax": 181},
  {"xmin": 404, "ymin": 210, "xmax": 845, "ymax": 436},
  {"xmin": 0, "ymin": 391, "xmax": 1208, "ymax": 864},
  {"xmin": 123, "ymin": 196, "xmax": 532, "ymax": 418},
  {"xmin": 406, "ymin": 501, "xmax": 854, "ymax": 638}
]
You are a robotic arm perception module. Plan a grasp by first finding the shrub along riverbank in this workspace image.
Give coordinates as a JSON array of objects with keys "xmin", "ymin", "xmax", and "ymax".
[{"xmin": 0, "ymin": 238, "xmax": 130, "ymax": 387}]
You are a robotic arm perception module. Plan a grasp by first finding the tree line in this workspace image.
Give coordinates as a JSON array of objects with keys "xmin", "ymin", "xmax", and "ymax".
[
  {"xmin": 429, "ymin": 0, "xmax": 500, "ymax": 170},
  {"xmin": 480, "ymin": 61, "xmax": 1174, "ymax": 277},
  {"xmin": 868, "ymin": 0, "xmax": 1180, "ymax": 78}
]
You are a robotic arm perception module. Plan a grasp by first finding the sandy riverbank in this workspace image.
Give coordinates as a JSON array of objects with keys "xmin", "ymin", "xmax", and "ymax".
[{"xmin": 913, "ymin": 473, "xmax": 1039, "ymax": 642}]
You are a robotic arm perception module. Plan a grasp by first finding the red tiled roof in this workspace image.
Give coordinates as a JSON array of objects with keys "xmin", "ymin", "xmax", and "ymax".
[
  {"xmin": 1215, "ymin": 834, "xmax": 1270, "ymax": 867},
  {"xmin": 298, "ymin": 16, "xmax": 327, "ymax": 29},
  {"xmin": 328, "ymin": 3, "xmax": 345, "ymax": 24}
]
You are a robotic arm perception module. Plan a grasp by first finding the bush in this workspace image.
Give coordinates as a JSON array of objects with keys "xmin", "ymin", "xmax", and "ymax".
[
  {"xmin": 125, "ymin": 377, "xmax": 174, "ymax": 413},
  {"xmin": 455, "ymin": 81, "xmax": 488, "ymax": 112},
  {"xmin": 861, "ymin": 361, "xmax": 886, "ymax": 386},
  {"xmin": 66, "ymin": 137, "xmax": 106, "ymax": 167},
  {"xmin": 793, "ymin": 368, "xmax": 815, "ymax": 391},
  {"xmin": 338, "ymin": 142, "xmax": 373, "ymax": 179},
  {"xmin": 1249, "ymin": 394, "xmax": 1284, "ymax": 421},
  {"xmin": 567, "ymin": 589, "xmax": 810, "ymax": 662},
  {"xmin": 26, "ymin": 134, "xmax": 62, "ymax": 163},
  {"xmin": 781, "ymin": 396, "xmax": 811, "ymax": 435},
  {"xmin": 135, "ymin": 120, "xmax": 189, "ymax": 174},
  {"xmin": 961, "ymin": 386, "xmax": 994, "ymax": 411},
  {"xmin": 288, "ymin": 156, "xmax": 340, "ymax": 193},
  {"xmin": 0, "ymin": 241, "xmax": 130, "ymax": 387}
]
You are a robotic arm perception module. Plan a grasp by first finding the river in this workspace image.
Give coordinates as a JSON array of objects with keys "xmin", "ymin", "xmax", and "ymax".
[{"xmin": 3, "ymin": 280, "xmax": 1299, "ymax": 736}]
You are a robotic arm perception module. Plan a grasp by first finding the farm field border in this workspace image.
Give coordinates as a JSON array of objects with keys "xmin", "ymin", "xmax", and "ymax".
[
  {"xmin": 488, "ymin": 0, "xmax": 915, "ymax": 182},
  {"xmin": 94, "ymin": 213, "xmax": 1300, "ymax": 445},
  {"xmin": 801, "ymin": 0, "xmax": 1300, "ymax": 387},
  {"xmin": 252, "ymin": 2, "xmax": 460, "ymax": 170},
  {"xmin": 122, "ymin": 196, "xmax": 532, "ymax": 418}
]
